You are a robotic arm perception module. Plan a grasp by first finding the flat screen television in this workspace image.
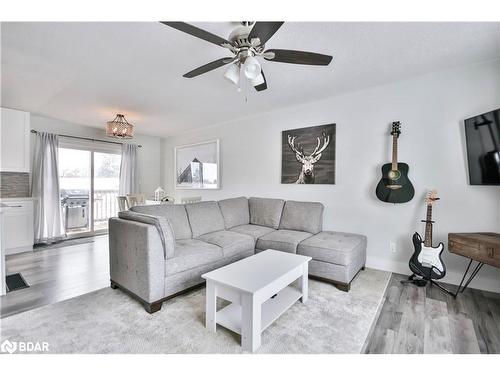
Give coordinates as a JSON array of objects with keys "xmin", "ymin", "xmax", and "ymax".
[{"xmin": 464, "ymin": 108, "xmax": 500, "ymax": 185}]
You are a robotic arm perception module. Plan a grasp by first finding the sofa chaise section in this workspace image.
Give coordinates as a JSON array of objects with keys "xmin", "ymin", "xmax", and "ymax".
[{"xmin": 298, "ymin": 231, "xmax": 367, "ymax": 291}]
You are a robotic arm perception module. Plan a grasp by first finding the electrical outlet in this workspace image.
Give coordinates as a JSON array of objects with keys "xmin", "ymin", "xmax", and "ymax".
[{"xmin": 390, "ymin": 241, "xmax": 397, "ymax": 253}]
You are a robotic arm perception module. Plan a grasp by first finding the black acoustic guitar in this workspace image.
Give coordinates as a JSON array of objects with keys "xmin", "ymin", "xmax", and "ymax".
[{"xmin": 376, "ymin": 121, "xmax": 414, "ymax": 203}]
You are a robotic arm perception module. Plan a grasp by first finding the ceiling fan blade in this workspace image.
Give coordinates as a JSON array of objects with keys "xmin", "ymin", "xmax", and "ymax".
[
  {"xmin": 264, "ymin": 49, "xmax": 333, "ymax": 66},
  {"xmin": 183, "ymin": 58, "xmax": 233, "ymax": 78},
  {"xmin": 254, "ymin": 69, "xmax": 267, "ymax": 92},
  {"xmin": 160, "ymin": 22, "xmax": 233, "ymax": 48},
  {"xmin": 248, "ymin": 22, "xmax": 284, "ymax": 45}
]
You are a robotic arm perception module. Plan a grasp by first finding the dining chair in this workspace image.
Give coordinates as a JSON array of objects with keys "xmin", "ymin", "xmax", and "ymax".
[
  {"xmin": 116, "ymin": 196, "xmax": 129, "ymax": 211},
  {"xmin": 181, "ymin": 196, "xmax": 202, "ymax": 204},
  {"xmin": 126, "ymin": 193, "xmax": 146, "ymax": 207}
]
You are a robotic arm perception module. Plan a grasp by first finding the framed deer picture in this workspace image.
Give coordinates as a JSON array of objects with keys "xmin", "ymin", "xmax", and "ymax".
[{"xmin": 281, "ymin": 124, "xmax": 336, "ymax": 184}]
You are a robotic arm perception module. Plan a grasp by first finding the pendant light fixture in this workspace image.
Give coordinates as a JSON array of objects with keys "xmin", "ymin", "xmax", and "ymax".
[{"xmin": 106, "ymin": 114, "xmax": 134, "ymax": 139}]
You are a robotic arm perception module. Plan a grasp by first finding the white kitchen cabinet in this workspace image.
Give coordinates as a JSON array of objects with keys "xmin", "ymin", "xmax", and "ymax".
[
  {"xmin": 0, "ymin": 199, "xmax": 34, "ymax": 255},
  {"xmin": 0, "ymin": 107, "xmax": 31, "ymax": 173}
]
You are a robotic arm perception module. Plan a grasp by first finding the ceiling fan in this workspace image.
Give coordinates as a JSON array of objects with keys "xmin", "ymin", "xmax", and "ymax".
[{"xmin": 159, "ymin": 21, "xmax": 333, "ymax": 92}]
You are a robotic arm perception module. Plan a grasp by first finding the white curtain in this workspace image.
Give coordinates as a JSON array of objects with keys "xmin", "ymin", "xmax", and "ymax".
[
  {"xmin": 119, "ymin": 144, "xmax": 139, "ymax": 195},
  {"xmin": 31, "ymin": 132, "xmax": 65, "ymax": 244}
]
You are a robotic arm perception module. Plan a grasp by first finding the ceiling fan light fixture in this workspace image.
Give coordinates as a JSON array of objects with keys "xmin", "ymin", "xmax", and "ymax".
[
  {"xmin": 224, "ymin": 63, "xmax": 240, "ymax": 85},
  {"xmin": 250, "ymin": 72, "xmax": 265, "ymax": 87},
  {"xmin": 243, "ymin": 55, "xmax": 261, "ymax": 79},
  {"xmin": 162, "ymin": 22, "xmax": 334, "ymax": 93}
]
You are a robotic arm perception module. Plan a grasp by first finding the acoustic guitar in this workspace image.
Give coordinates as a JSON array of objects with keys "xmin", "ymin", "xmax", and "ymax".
[
  {"xmin": 375, "ymin": 121, "xmax": 414, "ymax": 203},
  {"xmin": 408, "ymin": 190, "xmax": 446, "ymax": 281}
]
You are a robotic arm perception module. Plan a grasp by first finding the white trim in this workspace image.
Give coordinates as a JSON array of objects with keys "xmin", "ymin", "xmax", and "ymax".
[
  {"xmin": 366, "ymin": 256, "xmax": 500, "ymax": 294},
  {"xmin": 174, "ymin": 139, "xmax": 220, "ymax": 190}
]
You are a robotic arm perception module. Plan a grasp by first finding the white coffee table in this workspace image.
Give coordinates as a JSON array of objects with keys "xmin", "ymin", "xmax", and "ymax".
[{"xmin": 201, "ymin": 249, "xmax": 311, "ymax": 352}]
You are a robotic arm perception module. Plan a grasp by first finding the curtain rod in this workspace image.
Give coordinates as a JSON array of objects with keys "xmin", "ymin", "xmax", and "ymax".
[{"xmin": 30, "ymin": 129, "xmax": 142, "ymax": 148}]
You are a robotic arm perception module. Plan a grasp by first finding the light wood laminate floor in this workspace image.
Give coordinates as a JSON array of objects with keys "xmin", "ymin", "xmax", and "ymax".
[
  {"xmin": 0, "ymin": 235, "xmax": 109, "ymax": 318},
  {"xmin": 3, "ymin": 239, "xmax": 500, "ymax": 354},
  {"xmin": 365, "ymin": 273, "xmax": 500, "ymax": 354}
]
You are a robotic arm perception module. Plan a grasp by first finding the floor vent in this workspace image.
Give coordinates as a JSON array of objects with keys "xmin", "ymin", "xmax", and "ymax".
[{"xmin": 6, "ymin": 273, "xmax": 29, "ymax": 292}]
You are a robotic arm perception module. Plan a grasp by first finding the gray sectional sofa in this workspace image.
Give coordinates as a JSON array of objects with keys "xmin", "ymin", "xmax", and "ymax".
[{"xmin": 109, "ymin": 197, "xmax": 366, "ymax": 313}]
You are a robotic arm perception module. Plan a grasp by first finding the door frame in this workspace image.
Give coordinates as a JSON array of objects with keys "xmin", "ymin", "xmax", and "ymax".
[{"xmin": 58, "ymin": 138, "xmax": 121, "ymax": 238}]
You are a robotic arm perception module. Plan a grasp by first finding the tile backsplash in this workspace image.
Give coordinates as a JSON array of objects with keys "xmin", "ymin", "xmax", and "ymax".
[{"xmin": 0, "ymin": 172, "xmax": 30, "ymax": 198}]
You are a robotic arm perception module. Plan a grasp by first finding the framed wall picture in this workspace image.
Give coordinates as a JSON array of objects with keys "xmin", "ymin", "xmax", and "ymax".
[
  {"xmin": 281, "ymin": 123, "xmax": 336, "ymax": 184},
  {"xmin": 175, "ymin": 139, "xmax": 220, "ymax": 189}
]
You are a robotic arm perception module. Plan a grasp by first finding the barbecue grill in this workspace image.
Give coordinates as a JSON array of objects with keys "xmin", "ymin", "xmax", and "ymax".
[{"xmin": 61, "ymin": 190, "xmax": 89, "ymax": 230}]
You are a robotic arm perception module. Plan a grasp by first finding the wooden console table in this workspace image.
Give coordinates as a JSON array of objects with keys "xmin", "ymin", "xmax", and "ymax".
[{"xmin": 448, "ymin": 232, "xmax": 500, "ymax": 296}]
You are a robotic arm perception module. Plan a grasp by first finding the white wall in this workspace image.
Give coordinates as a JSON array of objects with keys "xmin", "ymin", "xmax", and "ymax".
[
  {"xmin": 30, "ymin": 114, "xmax": 161, "ymax": 196},
  {"xmin": 162, "ymin": 60, "xmax": 500, "ymax": 292}
]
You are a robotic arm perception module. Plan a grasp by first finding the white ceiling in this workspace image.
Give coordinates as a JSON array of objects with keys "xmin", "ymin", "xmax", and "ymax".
[{"xmin": 1, "ymin": 22, "xmax": 499, "ymax": 137}]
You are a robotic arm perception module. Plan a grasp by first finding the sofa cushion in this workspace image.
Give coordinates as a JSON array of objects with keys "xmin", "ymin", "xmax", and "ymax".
[
  {"xmin": 249, "ymin": 197, "xmax": 285, "ymax": 229},
  {"xmin": 197, "ymin": 230, "xmax": 254, "ymax": 257},
  {"xmin": 230, "ymin": 224, "xmax": 276, "ymax": 240},
  {"xmin": 297, "ymin": 231, "xmax": 367, "ymax": 266},
  {"xmin": 118, "ymin": 211, "xmax": 175, "ymax": 259},
  {"xmin": 256, "ymin": 229, "xmax": 313, "ymax": 254},
  {"xmin": 185, "ymin": 201, "xmax": 225, "ymax": 237},
  {"xmin": 218, "ymin": 197, "xmax": 250, "ymax": 229},
  {"xmin": 130, "ymin": 204, "xmax": 192, "ymax": 240},
  {"xmin": 166, "ymin": 239, "xmax": 223, "ymax": 276},
  {"xmin": 279, "ymin": 200, "xmax": 324, "ymax": 234}
]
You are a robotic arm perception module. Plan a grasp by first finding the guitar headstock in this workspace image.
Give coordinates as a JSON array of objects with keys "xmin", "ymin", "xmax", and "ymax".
[
  {"xmin": 425, "ymin": 189, "xmax": 440, "ymax": 205},
  {"xmin": 391, "ymin": 121, "xmax": 401, "ymax": 137}
]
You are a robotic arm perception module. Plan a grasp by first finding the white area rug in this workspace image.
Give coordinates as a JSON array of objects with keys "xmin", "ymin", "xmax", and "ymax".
[{"xmin": 0, "ymin": 268, "xmax": 390, "ymax": 353}]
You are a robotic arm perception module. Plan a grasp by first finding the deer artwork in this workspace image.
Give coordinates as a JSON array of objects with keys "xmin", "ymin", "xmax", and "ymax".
[{"xmin": 287, "ymin": 132, "xmax": 330, "ymax": 184}]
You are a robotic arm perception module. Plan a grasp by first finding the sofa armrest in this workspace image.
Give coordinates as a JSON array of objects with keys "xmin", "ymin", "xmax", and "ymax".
[
  {"xmin": 109, "ymin": 217, "xmax": 166, "ymax": 303},
  {"xmin": 118, "ymin": 211, "xmax": 175, "ymax": 259}
]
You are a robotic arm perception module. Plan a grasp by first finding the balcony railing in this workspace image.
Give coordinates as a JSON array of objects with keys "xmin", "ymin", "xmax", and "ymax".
[{"xmin": 94, "ymin": 189, "xmax": 119, "ymax": 225}]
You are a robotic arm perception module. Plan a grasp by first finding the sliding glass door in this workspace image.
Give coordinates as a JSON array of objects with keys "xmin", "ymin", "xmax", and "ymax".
[
  {"xmin": 58, "ymin": 142, "xmax": 121, "ymax": 237},
  {"xmin": 59, "ymin": 148, "xmax": 92, "ymax": 236}
]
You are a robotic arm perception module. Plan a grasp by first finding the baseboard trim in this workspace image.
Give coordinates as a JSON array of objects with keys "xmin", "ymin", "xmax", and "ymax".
[
  {"xmin": 5, "ymin": 246, "xmax": 33, "ymax": 256},
  {"xmin": 366, "ymin": 256, "xmax": 500, "ymax": 294}
]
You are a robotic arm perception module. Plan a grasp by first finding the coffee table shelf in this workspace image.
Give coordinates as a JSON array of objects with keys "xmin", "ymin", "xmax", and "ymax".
[
  {"xmin": 202, "ymin": 250, "xmax": 311, "ymax": 352},
  {"xmin": 216, "ymin": 285, "xmax": 302, "ymax": 334}
]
